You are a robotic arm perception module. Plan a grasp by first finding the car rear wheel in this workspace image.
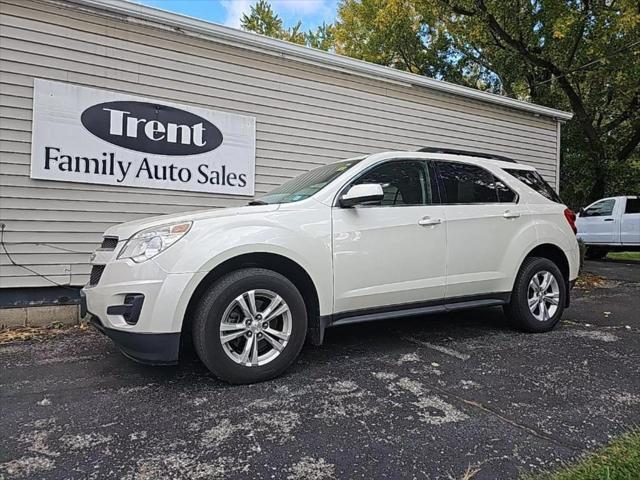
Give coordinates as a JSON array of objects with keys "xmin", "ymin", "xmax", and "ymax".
[
  {"xmin": 504, "ymin": 257, "xmax": 566, "ymax": 333},
  {"xmin": 192, "ymin": 268, "xmax": 307, "ymax": 384}
]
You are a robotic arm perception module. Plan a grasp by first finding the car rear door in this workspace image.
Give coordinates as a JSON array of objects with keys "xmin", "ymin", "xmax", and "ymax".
[
  {"xmin": 332, "ymin": 159, "xmax": 447, "ymax": 314},
  {"xmin": 433, "ymin": 160, "xmax": 531, "ymax": 299},
  {"xmin": 577, "ymin": 198, "xmax": 619, "ymax": 244},
  {"xmin": 620, "ymin": 197, "xmax": 640, "ymax": 246}
]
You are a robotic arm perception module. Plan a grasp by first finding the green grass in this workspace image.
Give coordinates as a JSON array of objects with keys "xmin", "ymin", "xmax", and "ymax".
[
  {"xmin": 607, "ymin": 251, "xmax": 640, "ymax": 261},
  {"xmin": 522, "ymin": 429, "xmax": 640, "ymax": 480}
]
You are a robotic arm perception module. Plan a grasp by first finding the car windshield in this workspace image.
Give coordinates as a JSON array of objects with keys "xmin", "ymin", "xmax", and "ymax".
[{"xmin": 253, "ymin": 158, "xmax": 363, "ymax": 205}]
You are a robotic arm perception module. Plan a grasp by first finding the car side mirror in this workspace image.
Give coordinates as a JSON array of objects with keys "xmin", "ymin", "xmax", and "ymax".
[
  {"xmin": 339, "ymin": 183, "xmax": 384, "ymax": 208},
  {"xmin": 578, "ymin": 208, "xmax": 585, "ymax": 216}
]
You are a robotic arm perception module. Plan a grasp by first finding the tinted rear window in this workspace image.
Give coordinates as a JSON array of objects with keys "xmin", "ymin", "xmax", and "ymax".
[
  {"xmin": 495, "ymin": 179, "xmax": 518, "ymax": 203},
  {"xmin": 436, "ymin": 162, "xmax": 497, "ymax": 203},
  {"xmin": 625, "ymin": 198, "xmax": 640, "ymax": 214},
  {"xmin": 505, "ymin": 169, "xmax": 562, "ymax": 203},
  {"xmin": 436, "ymin": 162, "xmax": 517, "ymax": 204}
]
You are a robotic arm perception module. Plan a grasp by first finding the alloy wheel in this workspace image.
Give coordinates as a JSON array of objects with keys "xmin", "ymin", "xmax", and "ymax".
[
  {"xmin": 219, "ymin": 289, "xmax": 292, "ymax": 366},
  {"xmin": 527, "ymin": 270, "xmax": 560, "ymax": 321}
]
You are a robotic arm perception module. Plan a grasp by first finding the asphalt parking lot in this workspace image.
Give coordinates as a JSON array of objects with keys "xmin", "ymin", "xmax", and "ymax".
[{"xmin": 1, "ymin": 260, "xmax": 639, "ymax": 480}]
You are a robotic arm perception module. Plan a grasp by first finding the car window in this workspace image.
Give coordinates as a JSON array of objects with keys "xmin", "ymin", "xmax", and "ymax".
[
  {"xmin": 436, "ymin": 161, "xmax": 499, "ymax": 204},
  {"xmin": 624, "ymin": 198, "xmax": 640, "ymax": 214},
  {"xmin": 583, "ymin": 199, "xmax": 616, "ymax": 217},
  {"xmin": 354, "ymin": 160, "xmax": 434, "ymax": 206},
  {"xmin": 504, "ymin": 168, "xmax": 562, "ymax": 203},
  {"xmin": 495, "ymin": 179, "xmax": 518, "ymax": 203}
]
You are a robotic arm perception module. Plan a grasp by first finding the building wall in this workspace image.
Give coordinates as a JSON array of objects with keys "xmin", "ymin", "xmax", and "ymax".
[{"xmin": 0, "ymin": 0, "xmax": 561, "ymax": 288}]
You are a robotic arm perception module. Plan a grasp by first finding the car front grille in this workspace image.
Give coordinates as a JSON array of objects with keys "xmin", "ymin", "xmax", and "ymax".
[
  {"xmin": 88, "ymin": 265, "xmax": 105, "ymax": 286},
  {"xmin": 100, "ymin": 236, "xmax": 119, "ymax": 250}
]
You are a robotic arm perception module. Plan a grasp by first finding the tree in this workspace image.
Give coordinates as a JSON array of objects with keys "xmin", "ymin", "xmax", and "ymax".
[
  {"xmin": 306, "ymin": 22, "xmax": 336, "ymax": 51},
  {"xmin": 241, "ymin": 0, "xmax": 639, "ymax": 206},
  {"xmin": 241, "ymin": 1, "xmax": 334, "ymax": 51},
  {"xmin": 333, "ymin": 0, "xmax": 640, "ymax": 206},
  {"xmin": 334, "ymin": 0, "xmax": 472, "ymax": 83},
  {"xmin": 241, "ymin": 0, "xmax": 306, "ymax": 45},
  {"xmin": 241, "ymin": 0, "xmax": 284, "ymax": 38},
  {"xmin": 431, "ymin": 0, "xmax": 640, "ymax": 206}
]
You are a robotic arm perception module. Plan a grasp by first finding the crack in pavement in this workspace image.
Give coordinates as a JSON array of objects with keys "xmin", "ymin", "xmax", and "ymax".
[
  {"xmin": 427, "ymin": 383, "xmax": 584, "ymax": 452},
  {"xmin": 400, "ymin": 336, "xmax": 471, "ymax": 361}
]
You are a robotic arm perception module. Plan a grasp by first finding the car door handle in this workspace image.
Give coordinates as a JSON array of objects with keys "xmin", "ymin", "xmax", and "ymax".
[
  {"xmin": 418, "ymin": 217, "xmax": 442, "ymax": 226},
  {"xmin": 603, "ymin": 218, "xmax": 614, "ymax": 222},
  {"xmin": 503, "ymin": 211, "xmax": 521, "ymax": 219}
]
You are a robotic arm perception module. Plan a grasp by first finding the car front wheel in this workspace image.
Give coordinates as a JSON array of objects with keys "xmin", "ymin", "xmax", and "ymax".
[
  {"xmin": 504, "ymin": 257, "xmax": 566, "ymax": 333},
  {"xmin": 192, "ymin": 268, "xmax": 308, "ymax": 384}
]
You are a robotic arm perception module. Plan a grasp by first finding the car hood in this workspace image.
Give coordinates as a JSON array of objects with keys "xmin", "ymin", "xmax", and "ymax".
[{"xmin": 104, "ymin": 204, "xmax": 280, "ymax": 240}]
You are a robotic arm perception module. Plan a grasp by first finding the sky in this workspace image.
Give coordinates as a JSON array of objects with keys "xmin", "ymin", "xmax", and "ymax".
[{"xmin": 136, "ymin": 0, "xmax": 337, "ymax": 31}]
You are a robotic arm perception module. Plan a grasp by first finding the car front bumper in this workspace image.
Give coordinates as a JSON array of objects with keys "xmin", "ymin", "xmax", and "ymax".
[
  {"xmin": 80, "ymin": 255, "xmax": 198, "ymax": 365},
  {"xmin": 81, "ymin": 289, "xmax": 181, "ymax": 364},
  {"xmin": 88, "ymin": 313, "xmax": 180, "ymax": 365}
]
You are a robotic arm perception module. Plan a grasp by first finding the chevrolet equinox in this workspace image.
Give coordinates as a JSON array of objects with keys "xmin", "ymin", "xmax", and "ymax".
[{"xmin": 82, "ymin": 149, "xmax": 580, "ymax": 383}]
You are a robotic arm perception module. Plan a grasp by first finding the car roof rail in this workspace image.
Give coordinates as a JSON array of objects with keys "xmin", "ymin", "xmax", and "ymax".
[{"xmin": 417, "ymin": 146, "xmax": 518, "ymax": 163}]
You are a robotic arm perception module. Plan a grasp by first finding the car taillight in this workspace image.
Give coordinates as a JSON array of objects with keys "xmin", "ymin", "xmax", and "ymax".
[{"xmin": 564, "ymin": 208, "xmax": 577, "ymax": 234}]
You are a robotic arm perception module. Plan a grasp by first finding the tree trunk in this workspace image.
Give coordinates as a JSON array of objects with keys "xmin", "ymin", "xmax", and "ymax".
[{"xmin": 589, "ymin": 154, "xmax": 607, "ymax": 201}]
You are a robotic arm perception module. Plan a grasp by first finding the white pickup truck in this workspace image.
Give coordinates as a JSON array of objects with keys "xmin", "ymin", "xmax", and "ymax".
[{"xmin": 576, "ymin": 196, "xmax": 640, "ymax": 259}]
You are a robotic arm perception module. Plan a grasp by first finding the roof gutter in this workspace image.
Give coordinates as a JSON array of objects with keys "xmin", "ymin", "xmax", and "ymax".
[{"xmin": 58, "ymin": 0, "xmax": 574, "ymax": 121}]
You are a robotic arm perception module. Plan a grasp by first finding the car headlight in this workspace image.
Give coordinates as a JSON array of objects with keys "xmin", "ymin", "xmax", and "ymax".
[{"xmin": 118, "ymin": 222, "xmax": 192, "ymax": 263}]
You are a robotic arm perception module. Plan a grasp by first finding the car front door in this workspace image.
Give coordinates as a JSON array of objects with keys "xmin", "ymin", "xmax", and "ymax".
[
  {"xmin": 332, "ymin": 159, "xmax": 447, "ymax": 314},
  {"xmin": 577, "ymin": 198, "xmax": 619, "ymax": 244},
  {"xmin": 434, "ymin": 160, "xmax": 531, "ymax": 299}
]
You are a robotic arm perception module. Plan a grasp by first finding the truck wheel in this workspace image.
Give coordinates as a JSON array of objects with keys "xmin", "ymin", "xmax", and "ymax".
[
  {"xmin": 585, "ymin": 246, "xmax": 608, "ymax": 260},
  {"xmin": 504, "ymin": 257, "xmax": 566, "ymax": 333},
  {"xmin": 193, "ymin": 268, "xmax": 307, "ymax": 384}
]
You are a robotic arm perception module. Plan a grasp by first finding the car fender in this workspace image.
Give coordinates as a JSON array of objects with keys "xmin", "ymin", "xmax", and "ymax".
[
  {"xmin": 496, "ymin": 221, "xmax": 540, "ymax": 293},
  {"xmin": 158, "ymin": 217, "xmax": 332, "ymax": 332},
  {"xmin": 532, "ymin": 216, "xmax": 580, "ymax": 280}
]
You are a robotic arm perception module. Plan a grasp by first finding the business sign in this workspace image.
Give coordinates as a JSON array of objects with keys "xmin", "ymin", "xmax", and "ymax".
[{"xmin": 31, "ymin": 79, "xmax": 256, "ymax": 195}]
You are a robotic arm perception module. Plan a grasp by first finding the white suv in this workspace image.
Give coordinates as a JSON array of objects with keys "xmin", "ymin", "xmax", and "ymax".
[{"xmin": 82, "ymin": 149, "xmax": 580, "ymax": 383}]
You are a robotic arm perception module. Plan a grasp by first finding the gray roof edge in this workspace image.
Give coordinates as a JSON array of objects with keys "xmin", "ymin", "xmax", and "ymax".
[{"xmin": 59, "ymin": 0, "xmax": 574, "ymax": 121}]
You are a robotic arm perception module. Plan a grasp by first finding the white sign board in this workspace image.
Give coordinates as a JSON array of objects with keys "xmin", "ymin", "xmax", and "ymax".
[{"xmin": 31, "ymin": 79, "xmax": 256, "ymax": 195}]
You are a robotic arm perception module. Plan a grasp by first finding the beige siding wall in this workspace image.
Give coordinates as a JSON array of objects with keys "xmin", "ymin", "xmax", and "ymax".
[{"xmin": 0, "ymin": 0, "xmax": 560, "ymax": 288}]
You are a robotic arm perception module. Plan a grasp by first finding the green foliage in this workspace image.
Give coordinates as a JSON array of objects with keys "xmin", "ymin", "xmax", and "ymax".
[
  {"xmin": 334, "ymin": 0, "xmax": 640, "ymax": 208},
  {"xmin": 334, "ymin": 0, "xmax": 454, "ymax": 78},
  {"xmin": 240, "ymin": 0, "xmax": 284, "ymax": 38},
  {"xmin": 521, "ymin": 428, "xmax": 640, "ymax": 480},
  {"xmin": 306, "ymin": 22, "xmax": 335, "ymax": 51},
  {"xmin": 240, "ymin": 0, "xmax": 334, "ymax": 50},
  {"xmin": 607, "ymin": 251, "xmax": 640, "ymax": 261}
]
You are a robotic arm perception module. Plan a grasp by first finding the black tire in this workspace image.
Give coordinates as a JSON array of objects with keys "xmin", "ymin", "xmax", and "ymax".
[
  {"xmin": 504, "ymin": 257, "xmax": 566, "ymax": 333},
  {"xmin": 585, "ymin": 246, "xmax": 608, "ymax": 260},
  {"xmin": 192, "ymin": 268, "xmax": 307, "ymax": 384}
]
